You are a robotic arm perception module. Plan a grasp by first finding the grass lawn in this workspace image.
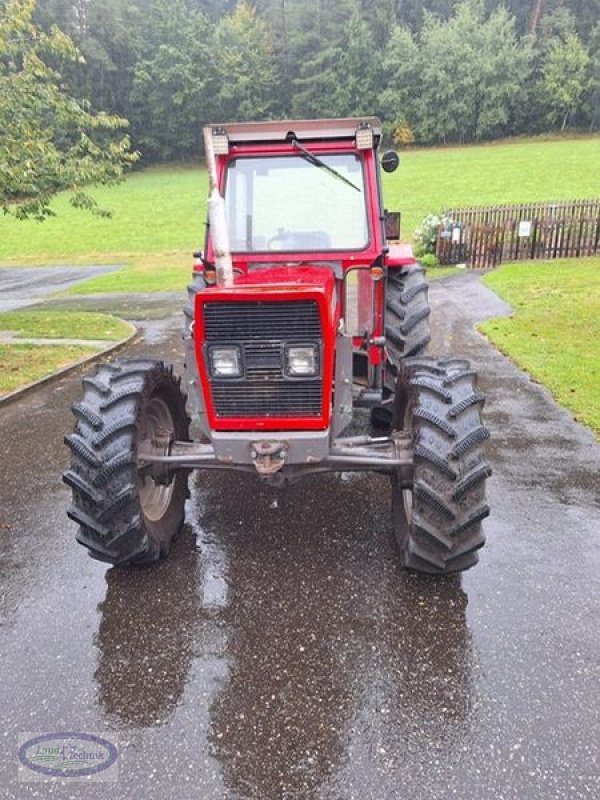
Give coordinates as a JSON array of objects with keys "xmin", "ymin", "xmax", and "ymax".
[
  {"xmin": 383, "ymin": 136, "xmax": 600, "ymax": 239},
  {"xmin": 479, "ymin": 257, "xmax": 600, "ymax": 437},
  {"xmin": 0, "ymin": 344, "xmax": 100, "ymax": 396},
  {"xmin": 1, "ymin": 137, "xmax": 598, "ymax": 412},
  {"xmin": 63, "ymin": 251, "xmax": 191, "ymax": 295},
  {"xmin": 0, "ymin": 164, "xmax": 207, "ymax": 262},
  {"xmin": 426, "ymin": 266, "xmax": 463, "ymax": 280},
  {"xmin": 0, "ymin": 310, "xmax": 132, "ymax": 340},
  {"xmin": 0, "ymin": 311, "xmax": 133, "ymax": 396}
]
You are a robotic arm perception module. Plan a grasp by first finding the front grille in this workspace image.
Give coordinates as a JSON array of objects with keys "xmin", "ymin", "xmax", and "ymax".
[
  {"xmin": 203, "ymin": 301, "xmax": 323, "ymax": 418},
  {"xmin": 204, "ymin": 301, "xmax": 322, "ymax": 341}
]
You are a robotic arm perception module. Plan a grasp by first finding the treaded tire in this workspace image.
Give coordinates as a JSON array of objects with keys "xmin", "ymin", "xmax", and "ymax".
[
  {"xmin": 385, "ymin": 264, "xmax": 431, "ymax": 375},
  {"xmin": 372, "ymin": 264, "xmax": 431, "ymax": 432},
  {"xmin": 391, "ymin": 356, "xmax": 491, "ymax": 574},
  {"xmin": 63, "ymin": 358, "xmax": 190, "ymax": 566}
]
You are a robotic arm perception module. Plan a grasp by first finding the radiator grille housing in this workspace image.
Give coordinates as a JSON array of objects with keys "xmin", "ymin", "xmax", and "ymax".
[{"xmin": 203, "ymin": 300, "xmax": 323, "ymax": 418}]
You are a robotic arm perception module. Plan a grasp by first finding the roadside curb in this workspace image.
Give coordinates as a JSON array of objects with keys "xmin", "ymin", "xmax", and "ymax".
[{"xmin": 0, "ymin": 322, "xmax": 138, "ymax": 409}]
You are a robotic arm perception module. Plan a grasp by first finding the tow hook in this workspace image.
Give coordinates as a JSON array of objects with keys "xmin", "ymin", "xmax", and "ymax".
[{"xmin": 250, "ymin": 441, "xmax": 288, "ymax": 476}]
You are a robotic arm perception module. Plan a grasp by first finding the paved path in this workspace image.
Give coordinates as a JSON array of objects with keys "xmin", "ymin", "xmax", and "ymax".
[
  {"xmin": 0, "ymin": 274, "xmax": 598, "ymax": 800},
  {"xmin": 0, "ymin": 265, "xmax": 122, "ymax": 311}
]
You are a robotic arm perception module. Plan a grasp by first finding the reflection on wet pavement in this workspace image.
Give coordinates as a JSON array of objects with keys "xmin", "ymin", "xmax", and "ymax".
[
  {"xmin": 188, "ymin": 470, "xmax": 474, "ymax": 798},
  {"xmin": 1, "ymin": 279, "xmax": 599, "ymax": 799}
]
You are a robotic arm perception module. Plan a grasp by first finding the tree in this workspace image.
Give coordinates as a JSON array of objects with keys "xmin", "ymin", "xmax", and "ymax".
[
  {"xmin": 475, "ymin": 4, "xmax": 531, "ymax": 139},
  {"xmin": 585, "ymin": 23, "xmax": 600, "ymax": 130},
  {"xmin": 410, "ymin": 0, "xmax": 530, "ymax": 143},
  {"xmin": 130, "ymin": 0, "xmax": 210, "ymax": 161},
  {"xmin": 378, "ymin": 24, "xmax": 419, "ymax": 133},
  {"xmin": 211, "ymin": 1, "xmax": 278, "ymax": 123},
  {"xmin": 289, "ymin": 0, "xmax": 357, "ymax": 118},
  {"xmin": 0, "ymin": 0, "xmax": 137, "ymax": 219},
  {"xmin": 331, "ymin": 7, "xmax": 378, "ymax": 116},
  {"xmin": 542, "ymin": 31, "xmax": 590, "ymax": 129},
  {"xmin": 75, "ymin": 0, "xmax": 147, "ymax": 121}
]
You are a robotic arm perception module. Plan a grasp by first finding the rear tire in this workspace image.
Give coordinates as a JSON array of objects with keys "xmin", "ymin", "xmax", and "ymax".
[
  {"xmin": 391, "ymin": 357, "xmax": 491, "ymax": 574},
  {"xmin": 63, "ymin": 358, "xmax": 189, "ymax": 566}
]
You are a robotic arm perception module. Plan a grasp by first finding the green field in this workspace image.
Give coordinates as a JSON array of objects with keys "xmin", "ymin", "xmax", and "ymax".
[
  {"xmin": 0, "ymin": 344, "xmax": 100, "ymax": 395},
  {"xmin": 480, "ymin": 258, "xmax": 600, "ymax": 437},
  {"xmin": 0, "ymin": 136, "xmax": 598, "ymax": 271},
  {"xmin": 383, "ymin": 136, "xmax": 600, "ymax": 240},
  {"xmin": 0, "ymin": 310, "xmax": 132, "ymax": 340},
  {"xmin": 0, "ymin": 165, "xmax": 207, "ymax": 262},
  {"xmin": 0, "ymin": 311, "xmax": 133, "ymax": 396}
]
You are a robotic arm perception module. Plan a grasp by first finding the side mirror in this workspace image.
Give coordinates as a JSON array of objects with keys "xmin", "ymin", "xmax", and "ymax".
[
  {"xmin": 381, "ymin": 151, "xmax": 400, "ymax": 173},
  {"xmin": 384, "ymin": 210, "xmax": 401, "ymax": 241}
]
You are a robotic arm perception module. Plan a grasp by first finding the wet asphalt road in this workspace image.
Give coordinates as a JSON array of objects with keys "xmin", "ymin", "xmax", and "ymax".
[
  {"xmin": 0, "ymin": 273, "xmax": 599, "ymax": 799},
  {"xmin": 0, "ymin": 266, "xmax": 122, "ymax": 312}
]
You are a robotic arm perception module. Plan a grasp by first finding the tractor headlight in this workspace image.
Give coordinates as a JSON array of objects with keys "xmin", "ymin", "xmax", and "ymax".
[
  {"xmin": 285, "ymin": 345, "xmax": 318, "ymax": 377},
  {"xmin": 209, "ymin": 345, "xmax": 242, "ymax": 378}
]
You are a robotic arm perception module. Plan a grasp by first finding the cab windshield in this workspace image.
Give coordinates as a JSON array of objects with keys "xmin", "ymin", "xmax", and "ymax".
[{"xmin": 224, "ymin": 153, "xmax": 369, "ymax": 253}]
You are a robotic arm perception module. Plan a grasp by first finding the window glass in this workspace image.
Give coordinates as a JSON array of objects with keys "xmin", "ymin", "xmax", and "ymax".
[{"xmin": 224, "ymin": 154, "xmax": 368, "ymax": 252}]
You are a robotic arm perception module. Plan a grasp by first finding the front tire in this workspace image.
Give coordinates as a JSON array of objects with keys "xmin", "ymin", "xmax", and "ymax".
[
  {"xmin": 385, "ymin": 264, "xmax": 431, "ymax": 371},
  {"xmin": 372, "ymin": 264, "xmax": 431, "ymax": 432},
  {"xmin": 63, "ymin": 358, "xmax": 189, "ymax": 566},
  {"xmin": 392, "ymin": 357, "xmax": 491, "ymax": 574}
]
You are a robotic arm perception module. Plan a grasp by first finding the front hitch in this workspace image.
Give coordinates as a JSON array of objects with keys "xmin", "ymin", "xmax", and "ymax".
[{"xmin": 250, "ymin": 441, "xmax": 288, "ymax": 477}]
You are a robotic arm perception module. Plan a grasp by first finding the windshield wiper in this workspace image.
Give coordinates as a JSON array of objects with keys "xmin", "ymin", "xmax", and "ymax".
[{"xmin": 289, "ymin": 137, "xmax": 361, "ymax": 193}]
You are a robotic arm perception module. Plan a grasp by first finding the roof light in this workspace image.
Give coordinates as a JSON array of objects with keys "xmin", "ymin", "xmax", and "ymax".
[
  {"xmin": 212, "ymin": 127, "xmax": 229, "ymax": 155},
  {"xmin": 355, "ymin": 123, "xmax": 374, "ymax": 150}
]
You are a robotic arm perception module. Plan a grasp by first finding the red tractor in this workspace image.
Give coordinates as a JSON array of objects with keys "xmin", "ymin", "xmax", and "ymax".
[{"xmin": 64, "ymin": 118, "xmax": 490, "ymax": 574}]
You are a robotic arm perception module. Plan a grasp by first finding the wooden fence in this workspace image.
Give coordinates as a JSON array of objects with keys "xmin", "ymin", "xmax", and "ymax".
[{"xmin": 436, "ymin": 199, "xmax": 600, "ymax": 269}]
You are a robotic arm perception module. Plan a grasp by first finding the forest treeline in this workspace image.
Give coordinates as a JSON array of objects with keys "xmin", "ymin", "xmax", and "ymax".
[{"xmin": 23, "ymin": 0, "xmax": 600, "ymax": 160}]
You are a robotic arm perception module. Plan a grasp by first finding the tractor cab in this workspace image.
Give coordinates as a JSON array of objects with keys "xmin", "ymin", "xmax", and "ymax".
[{"xmin": 190, "ymin": 118, "xmax": 417, "ymax": 434}]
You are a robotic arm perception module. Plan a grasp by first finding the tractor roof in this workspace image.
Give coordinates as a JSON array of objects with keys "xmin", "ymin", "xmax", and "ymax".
[{"xmin": 207, "ymin": 117, "xmax": 382, "ymax": 145}]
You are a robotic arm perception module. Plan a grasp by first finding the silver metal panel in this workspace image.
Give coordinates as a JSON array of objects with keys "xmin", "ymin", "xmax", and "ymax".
[
  {"xmin": 211, "ymin": 429, "xmax": 331, "ymax": 465},
  {"xmin": 332, "ymin": 334, "xmax": 353, "ymax": 438}
]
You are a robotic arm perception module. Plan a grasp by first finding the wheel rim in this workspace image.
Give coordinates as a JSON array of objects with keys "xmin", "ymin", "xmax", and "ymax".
[{"xmin": 138, "ymin": 396, "xmax": 176, "ymax": 523}]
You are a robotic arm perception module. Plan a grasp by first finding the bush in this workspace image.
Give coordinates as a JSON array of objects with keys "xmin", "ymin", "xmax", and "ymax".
[
  {"xmin": 414, "ymin": 212, "xmax": 451, "ymax": 254},
  {"xmin": 392, "ymin": 121, "xmax": 415, "ymax": 148},
  {"xmin": 419, "ymin": 252, "xmax": 439, "ymax": 268}
]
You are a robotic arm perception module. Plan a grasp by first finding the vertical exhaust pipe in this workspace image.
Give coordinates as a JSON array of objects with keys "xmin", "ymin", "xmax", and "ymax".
[{"xmin": 203, "ymin": 126, "xmax": 234, "ymax": 288}]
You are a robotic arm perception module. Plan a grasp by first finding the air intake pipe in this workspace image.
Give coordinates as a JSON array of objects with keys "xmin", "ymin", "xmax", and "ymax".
[{"xmin": 203, "ymin": 126, "xmax": 234, "ymax": 288}]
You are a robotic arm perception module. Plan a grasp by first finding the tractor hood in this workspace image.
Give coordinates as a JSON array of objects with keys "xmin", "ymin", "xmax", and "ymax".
[
  {"xmin": 205, "ymin": 265, "xmax": 338, "ymax": 327},
  {"xmin": 234, "ymin": 264, "xmax": 336, "ymax": 294}
]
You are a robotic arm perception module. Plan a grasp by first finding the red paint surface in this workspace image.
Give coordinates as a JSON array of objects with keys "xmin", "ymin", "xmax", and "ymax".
[
  {"xmin": 387, "ymin": 242, "xmax": 417, "ymax": 267},
  {"xmin": 194, "ymin": 269, "xmax": 337, "ymax": 431}
]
